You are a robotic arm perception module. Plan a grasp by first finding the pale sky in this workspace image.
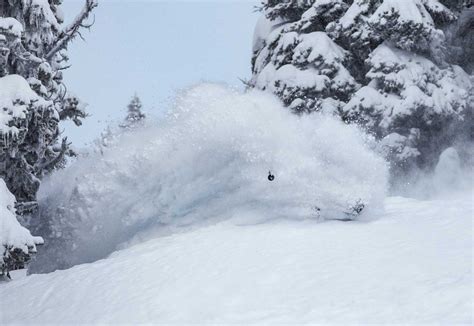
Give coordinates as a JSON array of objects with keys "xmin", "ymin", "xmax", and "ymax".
[{"xmin": 62, "ymin": 0, "xmax": 259, "ymax": 146}]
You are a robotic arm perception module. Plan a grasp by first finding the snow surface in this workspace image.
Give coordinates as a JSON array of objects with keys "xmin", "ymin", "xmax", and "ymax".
[
  {"xmin": 338, "ymin": 0, "xmax": 370, "ymax": 29},
  {"xmin": 293, "ymin": 32, "xmax": 347, "ymax": 66},
  {"xmin": 31, "ymin": 84, "xmax": 387, "ymax": 272},
  {"xmin": 0, "ymin": 17, "xmax": 23, "ymax": 37},
  {"xmin": 300, "ymin": 0, "xmax": 345, "ymax": 30},
  {"xmin": 257, "ymin": 64, "xmax": 330, "ymax": 93},
  {"xmin": 1, "ymin": 191, "xmax": 471, "ymax": 324},
  {"xmin": 369, "ymin": 0, "xmax": 435, "ymax": 26}
]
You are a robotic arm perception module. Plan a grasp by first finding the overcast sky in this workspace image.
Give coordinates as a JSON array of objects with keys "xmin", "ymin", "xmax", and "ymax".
[{"xmin": 62, "ymin": 0, "xmax": 259, "ymax": 146}]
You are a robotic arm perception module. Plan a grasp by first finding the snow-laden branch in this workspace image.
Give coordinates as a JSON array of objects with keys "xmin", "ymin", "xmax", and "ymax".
[
  {"xmin": 45, "ymin": 0, "xmax": 98, "ymax": 62},
  {"xmin": 34, "ymin": 138, "xmax": 71, "ymax": 175}
]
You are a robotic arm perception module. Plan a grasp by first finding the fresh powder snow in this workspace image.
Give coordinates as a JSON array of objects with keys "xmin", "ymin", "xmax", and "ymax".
[
  {"xmin": 1, "ymin": 191, "xmax": 471, "ymax": 324},
  {"xmin": 29, "ymin": 84, "xmax": 387, "ymax": 273}
]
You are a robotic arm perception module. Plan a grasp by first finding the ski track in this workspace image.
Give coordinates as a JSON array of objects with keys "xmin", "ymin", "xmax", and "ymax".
[{"xmin": 1, "ymin": 193, "xmax": 472, "ymax": 324}]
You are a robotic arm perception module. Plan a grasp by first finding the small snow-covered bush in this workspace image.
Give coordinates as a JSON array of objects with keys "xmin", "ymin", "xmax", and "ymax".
[
  {"xmin": 31, "ymin": 84, "xmax": 388, "ymax": 273},
  {"xmin": 0, "ymin": 179, "xmax": 43, "ymax": 278}
]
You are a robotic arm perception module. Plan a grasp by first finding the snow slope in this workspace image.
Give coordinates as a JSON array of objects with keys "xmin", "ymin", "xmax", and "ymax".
[{"xmin": 1, "ymin": 191, "xmax": 471, "ymax": 324}]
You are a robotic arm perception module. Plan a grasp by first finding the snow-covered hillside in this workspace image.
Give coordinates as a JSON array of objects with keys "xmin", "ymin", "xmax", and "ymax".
[
  {"xmin": 1, "ymin": 191, "xmax": 471, "ymax": 324},
  {"xmin": 1, "ymin": 84, "xmax": 470, "ymax": 324}
]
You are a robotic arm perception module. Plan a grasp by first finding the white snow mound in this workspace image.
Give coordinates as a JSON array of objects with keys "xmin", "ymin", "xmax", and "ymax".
[{"xmin": 35, "ymin": 84, "xmax": 388, "ymax": 270}]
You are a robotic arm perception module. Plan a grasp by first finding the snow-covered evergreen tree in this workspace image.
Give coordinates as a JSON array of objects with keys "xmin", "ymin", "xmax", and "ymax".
[
  {"xmin": 251, "ymin": 0, "xmax": 357, "ymax": 113},
  {"xmin": 251, "ymin": 0, "xmax": 472, "ymax": 170},
  {"xmin": 0, "ymin": 0, "xmax": 97, "ymax": 213},
  {"xmin": 120, "ymin": 94, "xmax": 146, "ymax": 130},
  {"xmin": 343, "ymin": 42, "xmax": 471, "ymax": 167},
  {"xmin": 340, "ymin": 0, "xmax": 472, "ymax": 169}
]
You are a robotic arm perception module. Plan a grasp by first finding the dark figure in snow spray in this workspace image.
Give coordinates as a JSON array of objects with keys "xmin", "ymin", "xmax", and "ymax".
[{"xmin": 268, "ymin": 171, "xmax": 275, "ymax": 181}]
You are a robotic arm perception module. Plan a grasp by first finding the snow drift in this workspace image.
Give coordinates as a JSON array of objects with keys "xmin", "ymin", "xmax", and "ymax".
[{"xmin": 30, "ymin": 84, "xmax": 388, "ymax": 273}]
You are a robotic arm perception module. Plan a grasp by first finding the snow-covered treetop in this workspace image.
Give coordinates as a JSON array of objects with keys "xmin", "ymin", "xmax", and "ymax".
[
  {"xmin": 121, "ymin": 94, "xmax": 146, "ymax": 129},
  {"xmin": 252, "ymin": 2, "xmax": 350, "ymax": 113}
]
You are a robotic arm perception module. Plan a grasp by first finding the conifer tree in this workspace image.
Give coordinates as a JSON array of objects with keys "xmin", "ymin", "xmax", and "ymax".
[
  {"xmin": 251, "ymin": 0, "xmax": 357, "ymax": 113},
  {"xmin": 251, "ymin": 0, "xmax": 472, "ymax": 170},
  {"xmin": 0, "ymin": 0, "xmax": 97, "ymax": 213},
  {"xmin": 0, "ymin": 1, "xmax": 97, "ymax": 275},
  {"xmin": 120, "ymin": 94, "xmax": 146, "ymax": 130}
]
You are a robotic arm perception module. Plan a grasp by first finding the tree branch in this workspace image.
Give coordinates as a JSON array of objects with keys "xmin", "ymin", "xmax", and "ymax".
[
  {"xmin": 45, "ymin": 0, "xmax": 98, "ymax": 62},
  {"xmin": 34, "ymin": 137, "xmax": 70, "ymax": 174}
]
